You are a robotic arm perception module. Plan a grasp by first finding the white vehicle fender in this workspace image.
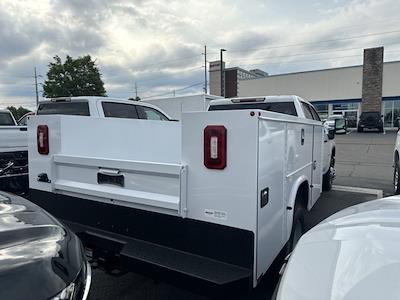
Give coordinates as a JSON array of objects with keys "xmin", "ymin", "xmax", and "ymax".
[{"xmin": 285, "ymin": 175, "xmax": 310, "ymax": 240}]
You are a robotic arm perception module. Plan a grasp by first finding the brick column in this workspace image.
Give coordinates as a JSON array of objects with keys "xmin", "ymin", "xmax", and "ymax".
[{"xmin": 361, "ymin": 47, "xmax": 384, "ymax": 112}]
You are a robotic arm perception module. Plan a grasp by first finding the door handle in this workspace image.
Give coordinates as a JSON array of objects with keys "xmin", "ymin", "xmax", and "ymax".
[{"xmin": 301, "ymin": 128, "xmax": 305, "ymax": 145}]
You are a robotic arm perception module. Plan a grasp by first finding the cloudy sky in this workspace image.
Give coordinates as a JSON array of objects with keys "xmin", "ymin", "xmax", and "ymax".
[{"xmin": 0, "ymin": 0, "xmax": 399, "ymax": 109}]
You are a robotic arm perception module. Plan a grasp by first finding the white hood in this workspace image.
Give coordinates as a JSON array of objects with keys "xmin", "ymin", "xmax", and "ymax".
[{"xmin": 277, "ymin": 196, "xmax": 400, "ymax": 300}]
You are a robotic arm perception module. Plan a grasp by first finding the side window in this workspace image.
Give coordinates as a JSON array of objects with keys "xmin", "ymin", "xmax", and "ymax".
[
  {"xmin": 18, "ymin": 116, "xmax": 27, "ymax": 126},
  {"xmin": 301, "ymin": 102, "xmax": 314, "ymax": 120},
  {"xmin": 309, "ymin": 105, "xmax": 321, "ymax": 121},
  {"xmin": 137, "ymin": 106, "xmax": 169, "ymax": 121},
  {"xmin": 102, "ymin": 102, "xmax": 139, "ymax": 119}
]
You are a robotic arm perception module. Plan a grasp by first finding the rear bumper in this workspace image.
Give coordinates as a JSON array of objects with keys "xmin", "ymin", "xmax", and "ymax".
[{"xmin": 28, "ymin": 189, "xmax": 254, "ymax": 289}]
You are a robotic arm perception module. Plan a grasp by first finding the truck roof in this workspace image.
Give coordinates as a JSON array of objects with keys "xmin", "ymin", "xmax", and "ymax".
[
  {"xmin": 209, "ymin": 95, "xmax": 310, "ymax": 106},
  {"xmin": 38, "ymin": 96, "xmax": 172, "ymax": 118},
  {"xmin": 39, "ymin": 96, "xmax": 139, "ymax": 104}
]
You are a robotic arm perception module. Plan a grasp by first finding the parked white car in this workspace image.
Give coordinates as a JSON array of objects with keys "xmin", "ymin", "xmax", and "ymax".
[
  {"xmin": 275, "ymin": 196, "xmax": 400, "ymax": 300},
  {"xmin": 0, "ymin": 109, "xmax": 28, "ymax": 192}
]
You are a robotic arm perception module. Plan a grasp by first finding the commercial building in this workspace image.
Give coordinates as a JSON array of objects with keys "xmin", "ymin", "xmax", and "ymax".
[{"xmin": 209, "ymin": 47, "xmax": 400, "ymax": 128}]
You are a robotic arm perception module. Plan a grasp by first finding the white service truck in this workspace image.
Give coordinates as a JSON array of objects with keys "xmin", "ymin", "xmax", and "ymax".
[
  {"xmin": 28, "ymin": 95, "xmax": 335, "ymax": 291},
  {"xmin": 1, "ymin": 97, "xmax": 171, "ymax": 193},
  {"xmin": 0, "ymin": 109, "xmax": 28, "ymax": 192}
]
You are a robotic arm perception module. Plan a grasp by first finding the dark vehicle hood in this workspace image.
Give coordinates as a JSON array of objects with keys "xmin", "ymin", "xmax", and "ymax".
[{"xmin": 0, "ymin": 191, "xmax": 85, "ymax": 300}]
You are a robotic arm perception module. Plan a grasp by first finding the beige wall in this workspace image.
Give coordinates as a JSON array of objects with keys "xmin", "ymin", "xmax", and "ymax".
[
  {"xmin": 383, "ymin": 61, "xmax": 400, "ymax": 97},
  {"xmin": 238, "ymin": 61, "xmax": 400, "ymax": 101}
]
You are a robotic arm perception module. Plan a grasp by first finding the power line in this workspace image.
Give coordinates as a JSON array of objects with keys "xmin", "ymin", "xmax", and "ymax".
[
  {"xmin": 129, "ymin": 54, "xmax": 202, "ymax": 69},
  {"xmin": 227, "ymin": 46, "xmax": 400, "ymax": 64},
  {"xmin": 134, "ymin": 66, "xmax": 203, "ymax": 84},
  {"xmin": 209, "ymin": 29, "xmax": 400, "ymax": 54},
  {"xmin": 141, "ymin": 82, "xmax": 204, "ymax": 100},
  {"xmin": 239, "ymin": 50, "xmax": 400, "ymax": 69}
]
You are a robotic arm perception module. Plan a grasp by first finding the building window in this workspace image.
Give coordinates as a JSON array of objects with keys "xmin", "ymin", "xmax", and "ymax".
[
  {"xmin": 332, "ymin": 103, "xmax": 358, "ymax": 110},
  {"xmin": 313, "ymin": 103, "xmax": 329, "ymax": 120},
  {"xmin": 383, "ymin": 99, "xmax": 400, "ymax": 127}
]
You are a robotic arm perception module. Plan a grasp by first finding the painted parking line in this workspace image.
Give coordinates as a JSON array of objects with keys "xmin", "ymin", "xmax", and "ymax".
[{"xmin": 332, "ymin": 185, "xmax": 383, "ymax": 199}]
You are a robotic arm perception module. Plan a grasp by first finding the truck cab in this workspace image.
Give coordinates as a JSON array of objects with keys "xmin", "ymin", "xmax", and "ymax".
[
  {"xmin": 37, "ymin": 96, "xmax": 172, "ymax": 121},
  {"xmin": 209, "ymin": 95, "xmax": 336, "ymax": 191}
]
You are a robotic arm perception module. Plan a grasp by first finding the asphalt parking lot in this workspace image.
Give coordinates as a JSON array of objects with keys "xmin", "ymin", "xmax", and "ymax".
[
  {"xmin": 334, "ymin": 130, "xmax": 396, "ymax": 195},
  {"xmin": 88, "ymin": 131, "xmax": 394, "ymax": 300}
]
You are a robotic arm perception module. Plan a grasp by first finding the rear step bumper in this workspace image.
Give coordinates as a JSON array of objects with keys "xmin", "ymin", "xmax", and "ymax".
[
  {"xmin": 28, "ymin": 189, "xmax": 254, "ymax": 288},
  {"xmin": 67, "ymin": 221, "xmax": 252, "ymax": 286}
]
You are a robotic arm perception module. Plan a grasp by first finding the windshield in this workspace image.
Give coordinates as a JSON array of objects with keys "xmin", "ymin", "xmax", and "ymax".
[
  {"xmin": 208, "ymin": 102, "xmax": 297, "ymax": 116},
  {"xmin": 360, "ymin": 112, "xmax": 380, "ymax": 119},
  {"xmin": 37, "ymin": 101, "xmax": 90, "ymax": 116},
  {"xmin": 0, "ymin": 112, "xmax": 15, "ymax": 126}
]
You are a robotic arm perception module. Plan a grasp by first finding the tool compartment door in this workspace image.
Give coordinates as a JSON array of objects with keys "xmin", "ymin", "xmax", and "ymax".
[{"xmin": 256, "ymin": 117, "xmax": 286, "ymax": 281}]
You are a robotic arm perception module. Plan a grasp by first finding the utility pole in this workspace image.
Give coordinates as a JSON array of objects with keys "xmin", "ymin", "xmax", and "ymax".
[
  {"xmin": 203, "ymin": 45, "xmax": 207, "ymax": 94},
  {"xmin": 135, "ymin": 82, "xmax": 138, "ymax": 99},
  {"xmin": 220, "ymin": 49, "xmax": 227, "ymax": 97},
  {"xmin": 34, "ymin": 67, "xmax": 39, "ymax": 108}
]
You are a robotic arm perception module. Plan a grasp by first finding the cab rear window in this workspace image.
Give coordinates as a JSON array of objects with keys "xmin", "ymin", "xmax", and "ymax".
[
  {"xmin": 37, "ymin": 102, "xmax": 90, "ymax": 116},
  {"xmin": 0, "ymin": 112, "xmax": 15, "ymax": 126},
  {"xmin": 209, "ymin": 102, "xmax": 297, "ymax": 116}
]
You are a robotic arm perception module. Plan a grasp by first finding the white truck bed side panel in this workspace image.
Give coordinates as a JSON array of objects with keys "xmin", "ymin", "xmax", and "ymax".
[
  {"xmin": 59, "ymin": 116, "xmax": 181, "ymax": 163},
  {"xmin": 29, "ymin": 115, "xmax": 185, "ymax": 215},
  {"xmin": 256, "ymin": 119, "xmax": 286, "ymax": 280},
  {"xmin": 181, "ymin": 111, "xmax": 258, "ymax": 232}
]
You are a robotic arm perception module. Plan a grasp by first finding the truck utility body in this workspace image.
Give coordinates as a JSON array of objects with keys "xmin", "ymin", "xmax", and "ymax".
[{"xmin": 28, "ymin": 95, "xmax": 332, "ymax": 290}]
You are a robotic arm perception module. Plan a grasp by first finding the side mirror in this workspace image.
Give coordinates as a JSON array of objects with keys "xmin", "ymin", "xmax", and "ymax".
[{"xmin": 328, "ymin": 128, "xmax": 335, "ymax": 140}]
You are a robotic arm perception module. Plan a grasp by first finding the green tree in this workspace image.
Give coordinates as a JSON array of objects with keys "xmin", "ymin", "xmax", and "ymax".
[
  {"xmin": 7, "ymin": 106, "xmax": 31, "ymax": 120},
  {"xmin": 128, "ymin": 96, "xmax": 141, "ymax": 101},
  {"xmin": 43, "ymin": 55, "xmax": 106, "ymax": 98}
]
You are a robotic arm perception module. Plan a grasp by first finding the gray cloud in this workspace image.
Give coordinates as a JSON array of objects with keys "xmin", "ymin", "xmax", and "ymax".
[{"xmin": 1, "ymin": 0, "xmax": 400, "ymax": 106}]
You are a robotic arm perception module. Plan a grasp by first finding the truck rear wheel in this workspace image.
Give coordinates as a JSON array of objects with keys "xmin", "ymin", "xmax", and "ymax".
[
  {"xmin": 394, "ymin": 163, "xmax": 400, "ymax": 195},
  {"xmin": 322, "ymin": 155, "xmax": 335, "ymax": 191},
  {"xmin": 286, "ymin": 199, "xmax": 305, "ymax": 254}
]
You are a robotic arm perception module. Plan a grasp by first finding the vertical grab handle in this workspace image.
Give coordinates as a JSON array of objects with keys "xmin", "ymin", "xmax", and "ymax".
[{"xmin": 301, "ymin": 128, "xmax": 305, "ymax": 145}]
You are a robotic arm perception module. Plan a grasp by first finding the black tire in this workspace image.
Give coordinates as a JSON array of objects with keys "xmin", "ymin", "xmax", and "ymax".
[
  {"xmin": 357, "ymin": 127, "xmax": 363, "ymax": 132},
  {"xmin": 379, "ymin": 126, "xmax": 384, "ymax": 133},
  {"xmin": 394, "ymin": 163, "xmax": 400, "ymax": 195},
  {"xmin": 322, "ymin": 155, "xmax": 335, "ymax": 191},
  {"xmin": 285, "ymin": 199, "xmax": 305, "ymax": 255}
]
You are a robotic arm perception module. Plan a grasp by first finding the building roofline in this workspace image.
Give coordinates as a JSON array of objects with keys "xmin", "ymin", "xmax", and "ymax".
[{"xmin": 240, "ymin": 59, "xmax": 400, "ymax": 81}]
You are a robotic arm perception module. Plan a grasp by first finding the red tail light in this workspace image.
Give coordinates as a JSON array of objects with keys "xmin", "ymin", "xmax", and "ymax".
[
  {"xmin": 204, "ymin": 125, "xmax": 227, "ymax": 169},
  {"xmin": 37, "ymin": 125, "xmax": 49, "ymax": 155}
]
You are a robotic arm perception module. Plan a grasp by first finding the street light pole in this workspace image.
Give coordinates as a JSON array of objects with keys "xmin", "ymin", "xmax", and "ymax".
[
  {"xmin": 203, "ymin": 45, "xmax": 207, "ymax": 94},
  {"xmin": 34, "ymin": 67, "xmax": 39, "ymax": 108},
  {"xmin": 220, "ymin": 49, "xmax": 226, "ymax": 97}
]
